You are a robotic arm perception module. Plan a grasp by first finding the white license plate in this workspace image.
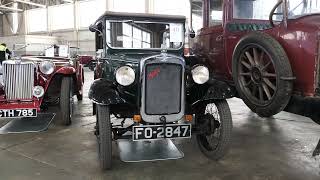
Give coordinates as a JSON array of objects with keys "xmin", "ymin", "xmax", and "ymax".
[
  {"xmin": 132, "ymin": 124, "xmax": 191, "ymax": 141},
  {"xmin": 0, "ymin": 109, "xmax": 37, "ymax": 118}
]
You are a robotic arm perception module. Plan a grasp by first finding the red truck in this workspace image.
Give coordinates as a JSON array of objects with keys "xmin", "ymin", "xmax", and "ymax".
[{"xmin": 190, "ymin": 0, "xmax": 320, "ymax": 124}]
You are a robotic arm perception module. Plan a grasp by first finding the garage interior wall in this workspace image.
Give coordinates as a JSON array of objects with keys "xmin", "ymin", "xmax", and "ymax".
[
  {"xmin": 0, "ymin": 15, "xmax": 3, "ymax": 36},
  {"xmin": 0, "ymin": 0, "xmax": 190, "ymax": 55}
]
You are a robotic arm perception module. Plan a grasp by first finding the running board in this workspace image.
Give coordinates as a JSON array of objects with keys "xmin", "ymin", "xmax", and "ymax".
[
  {"xmin": 0, "ymin": 113, "xmax": 55, "ymax": 134},
  {"xmin": 117, "ymin": 139, "xmax": 184, "ymax": 162}
]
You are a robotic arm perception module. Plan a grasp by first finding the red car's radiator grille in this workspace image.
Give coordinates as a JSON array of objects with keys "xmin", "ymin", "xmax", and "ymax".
[{"xmin": 2, "ymin": 61, "xmax": 34, "ymax": 101}]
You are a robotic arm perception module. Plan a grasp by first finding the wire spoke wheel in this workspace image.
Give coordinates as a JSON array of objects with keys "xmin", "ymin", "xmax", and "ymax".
[
  {"xmin": 238, "ymin": 45, "xmax": 277, "ymax": 106},
  {"xmin": 196, "ymin": 100, "xmax": 232, "ymax": 160},
  {"xmin": 198, "ymin": 104, "xmax": 222, "ymax": 150}
]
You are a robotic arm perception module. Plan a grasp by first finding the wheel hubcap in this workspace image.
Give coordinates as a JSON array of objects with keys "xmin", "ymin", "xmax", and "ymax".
[
  {"xmin": 251, "ymin": 66, "xmax": 262, "ymax": 84},
  {"xmin": 238, "ymin": 46, "xmax": 277, "ymax": 105}
]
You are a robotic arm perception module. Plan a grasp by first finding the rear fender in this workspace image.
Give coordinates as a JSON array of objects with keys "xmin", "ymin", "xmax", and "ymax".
[{"xmin": 88, "ymin": 78, "xmax": 125, "ymax": 105}]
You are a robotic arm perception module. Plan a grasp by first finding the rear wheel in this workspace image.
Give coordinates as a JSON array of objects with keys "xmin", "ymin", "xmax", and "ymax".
[
  {"xmin": 196, "ymin": 100, "xmax": 232, "ymax": 160},
  {"xmin": 77, "ymin": 71, "xmax": 84, "ymax": 101},
  {"xmin": 96, "ymin": 105, "xmax": 112, "ymax": 170},
  {"xmin": 232, "ymin": 32, "xmax": 293, "ymax": 117},
  {"xmin": 59, "ymin": 77, "xmax": 73, "ymax": 126}
]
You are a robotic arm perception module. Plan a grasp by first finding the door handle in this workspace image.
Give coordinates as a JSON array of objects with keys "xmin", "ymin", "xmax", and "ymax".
[{"xmin": 216, "ymin": 35, "xmax": 223, "ymax": 42}]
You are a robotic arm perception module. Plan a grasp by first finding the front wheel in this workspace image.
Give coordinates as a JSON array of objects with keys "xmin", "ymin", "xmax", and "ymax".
[
  {"xmin": 59, "ymin": 76, "xmax": 73, "ymax": 126},
  {"xmin": 96, "ymin": 105, "xmax": 112, "ymax": 170},
  {"xmin": 196, "ymin": 100, "xmax": 232, "ymax": 160},
  {"xmin": 232, "ymin": 32, "xmax": 293, "ymax": 117}
]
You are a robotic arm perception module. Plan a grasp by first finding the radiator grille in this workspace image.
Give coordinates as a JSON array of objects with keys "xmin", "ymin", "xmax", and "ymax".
[
  {"xmin": 144, "ymin": 63, "xmax": 182, "ymax": 115},
  {"xmin": 3, "ymin": 62, "xmax": 34, "ymax": 100}
]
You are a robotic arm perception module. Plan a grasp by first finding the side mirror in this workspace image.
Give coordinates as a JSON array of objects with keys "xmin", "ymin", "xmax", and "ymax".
[
  {"xmin": 89, "ymin": 24, "xmax": 98, "ymax": 32},
  {"xmin": 189, "ymin": 29, "xmax": 196, "ymax": 39}
]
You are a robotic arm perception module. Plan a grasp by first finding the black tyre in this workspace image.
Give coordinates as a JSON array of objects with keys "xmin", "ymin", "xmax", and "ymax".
[
  {"xmin": 93, "ymin": 103, "xmax": 96, "ymax": 115},
  {"xmin": 77, "ymin": 94, "xmax": 83, "ymax": 101},
  {"xmin": 196, "ymin": 100, "xmax": 232, "ymax": 160},
  {"xmin": 96, "ymin": 105, "xmax": 112, "ymax": 170},
  {"xmin": 232, "ymin": 32, "xmax": 293, "ymax": 117},
  {"xmin": 59, "ymin": 76, "xmax": 73, "ymax": 126},
  {"xmin": 77, "ymin": 71, "xmax": 84, "ymax": 101},
  {"xmin": 88, "ymin": 61, "xmax": 95, "ymax": 71}
]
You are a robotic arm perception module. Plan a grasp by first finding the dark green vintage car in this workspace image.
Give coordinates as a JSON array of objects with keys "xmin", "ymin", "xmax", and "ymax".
[{"xmin": 89, "ymin": 11, "xmax": 235, "ymax": 170}]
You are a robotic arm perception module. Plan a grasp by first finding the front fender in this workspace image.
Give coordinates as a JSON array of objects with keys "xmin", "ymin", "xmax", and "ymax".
[
  {"xmin": 55, "ymin": 66, "xmax": 76, "ymax": 75},
  {"xmin": 202, "ymin": 80, "xmax": 235, "ymax": 100},
  {"xmin": 190, "ymin": 80, "xmax": 236, "ymax": 107},
  {"xmin": 88, "ymin": 78, "xmax": 125, "ymax": 105}
]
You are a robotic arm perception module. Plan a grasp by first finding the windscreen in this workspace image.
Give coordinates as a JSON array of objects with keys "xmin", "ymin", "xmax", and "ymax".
[
  {"xmin": 13, "ymin": 44, "xmax": 71, "ymax": 58},
  {"xmin": 105, "ymin": 20, "xmax": 184, "ymax": 49},
  {"xmin": 288, "ymin": 0, "xmax": 320, "ymax": 18}
]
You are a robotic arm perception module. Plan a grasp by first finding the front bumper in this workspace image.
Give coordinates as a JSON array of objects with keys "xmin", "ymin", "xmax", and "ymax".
[{"xmin": 0, "ymin": 100, "xmax": 41, "ymax": 112}]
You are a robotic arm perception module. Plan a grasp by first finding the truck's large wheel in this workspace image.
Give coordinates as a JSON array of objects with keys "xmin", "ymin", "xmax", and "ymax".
[
  {"xmin": 232, "ymin": 32, "xmax": 293, "ymax": 117},
  {"xmin": 96, "ymin": 105, "xmax": 112, "ymax": 170},
  {"xmin": 196, "ymin": 100, "xmax": 232, "ymax": 160},
  {"xmin": 59, "ymin": 77, "xmax": 73, "ymax": 125}
]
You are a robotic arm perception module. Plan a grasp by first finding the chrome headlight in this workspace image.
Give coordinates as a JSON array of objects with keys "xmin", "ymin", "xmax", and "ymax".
[
  {"xmin": 191, "ymin": 65, "xmax": 209, "ymax": 84},
  {"xmin": 33, "ymin": 86, "xmax": 45, "ymax": 98},
  {"xmin": 115, "ymin": 66, "xmax": 135, "ymax": 86},
  {"xmin": 39, "ymin": 61, "xmax": 55, "ymax": 75}
]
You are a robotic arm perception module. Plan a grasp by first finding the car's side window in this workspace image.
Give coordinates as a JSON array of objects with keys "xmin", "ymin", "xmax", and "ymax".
[
  {"xmin": 191, "ymin": 0, "xmax": 203, "ymax": 33},
  {"xmin": 95, "ymin": 23, "xmax": 103, "ymax": 50},
  {"xmin": 233, "ymin": 0, "xmax": 282, "ymax": 21},
  {"xmin": 209, "ymin": 0, "xmax": 223, "ymax": 27}
]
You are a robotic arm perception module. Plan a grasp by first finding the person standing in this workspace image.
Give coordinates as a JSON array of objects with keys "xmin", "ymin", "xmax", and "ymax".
[{"xmin": 0, "ymin": 43, "xmax": 12, "ymax": 64}]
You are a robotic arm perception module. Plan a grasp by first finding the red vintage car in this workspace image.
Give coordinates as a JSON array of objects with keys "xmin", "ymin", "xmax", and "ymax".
[
  {"xmin": 0, "ymin": 44, "xmax": 84, "ymax": 131},
  {"xmin": 191, "ymin": 0, "xmax": 320, "ymax": 124}
]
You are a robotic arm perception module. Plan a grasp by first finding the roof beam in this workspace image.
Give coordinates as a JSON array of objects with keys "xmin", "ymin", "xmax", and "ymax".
[
  {"xmin": 14, "ymin": 0, "xmax": 46, "ymax": 8},
  {"xmin": 0, "ymin": 5, "xmax": 23, "ymax": 12}
]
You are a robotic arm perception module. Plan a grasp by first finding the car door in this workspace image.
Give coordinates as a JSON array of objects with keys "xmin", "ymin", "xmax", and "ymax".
[{"xmin": 203, "ymin": 0, "xmax": 229, "ymax": 80}]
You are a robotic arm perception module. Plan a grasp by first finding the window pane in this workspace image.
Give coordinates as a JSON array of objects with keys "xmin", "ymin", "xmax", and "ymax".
[
  {"xmin": 233, "ymin": 0, "xmax": 280, "ymax": 20},
  {"xmin": 123, "ymin": 23, "xmax": 132, "ymax": 36},
  {"xmin": 27, "ymin": 8, "xmax": 47, "ymax": 32},
  {"xmin": 49, "ymin": 4, "xmax": 74, "ymax": 30},
  {"xmin": 123, "ymin": 36, "xmax": 133, "ymax": 48},
  {"xmin": 113, "ymin": 0, "xmax": 145, "ymax": 13},
  {"xmin": 106, "ymin": 29, "xmax": 111, "ymax": 44},
  {"xmin": 78, "ymin": 0, "xmax": 106, "ymax": 28},
  {"xmin": 209, "ymin": 0, "xmax": 223, "ymax": 26},
  {"xmin": 133, "ymin": 27, "xmax": 142, "ymax": 40},
  {"xmin": 133, "ymin": 39, "xmax": 142, "ymax": 48},
  {"xmin": 142, "ymin": 32, "xmax": 150, "ymax": 43},
  {"xmin": 143, "ymin": 42, "xmax": 151, "ymax": 48},
  {"xmin": 288, "ymin": 0, "xmax": 320, "ymax": 18},
  {"xmin": 191, "ymin": 0, "xmax": 203, "ymax": 33}
]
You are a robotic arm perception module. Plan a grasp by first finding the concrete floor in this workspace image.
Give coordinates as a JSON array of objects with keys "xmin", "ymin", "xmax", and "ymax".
[{"xmin": 0, "ymin": 69, "xmax": 319, "ymax": 180}]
